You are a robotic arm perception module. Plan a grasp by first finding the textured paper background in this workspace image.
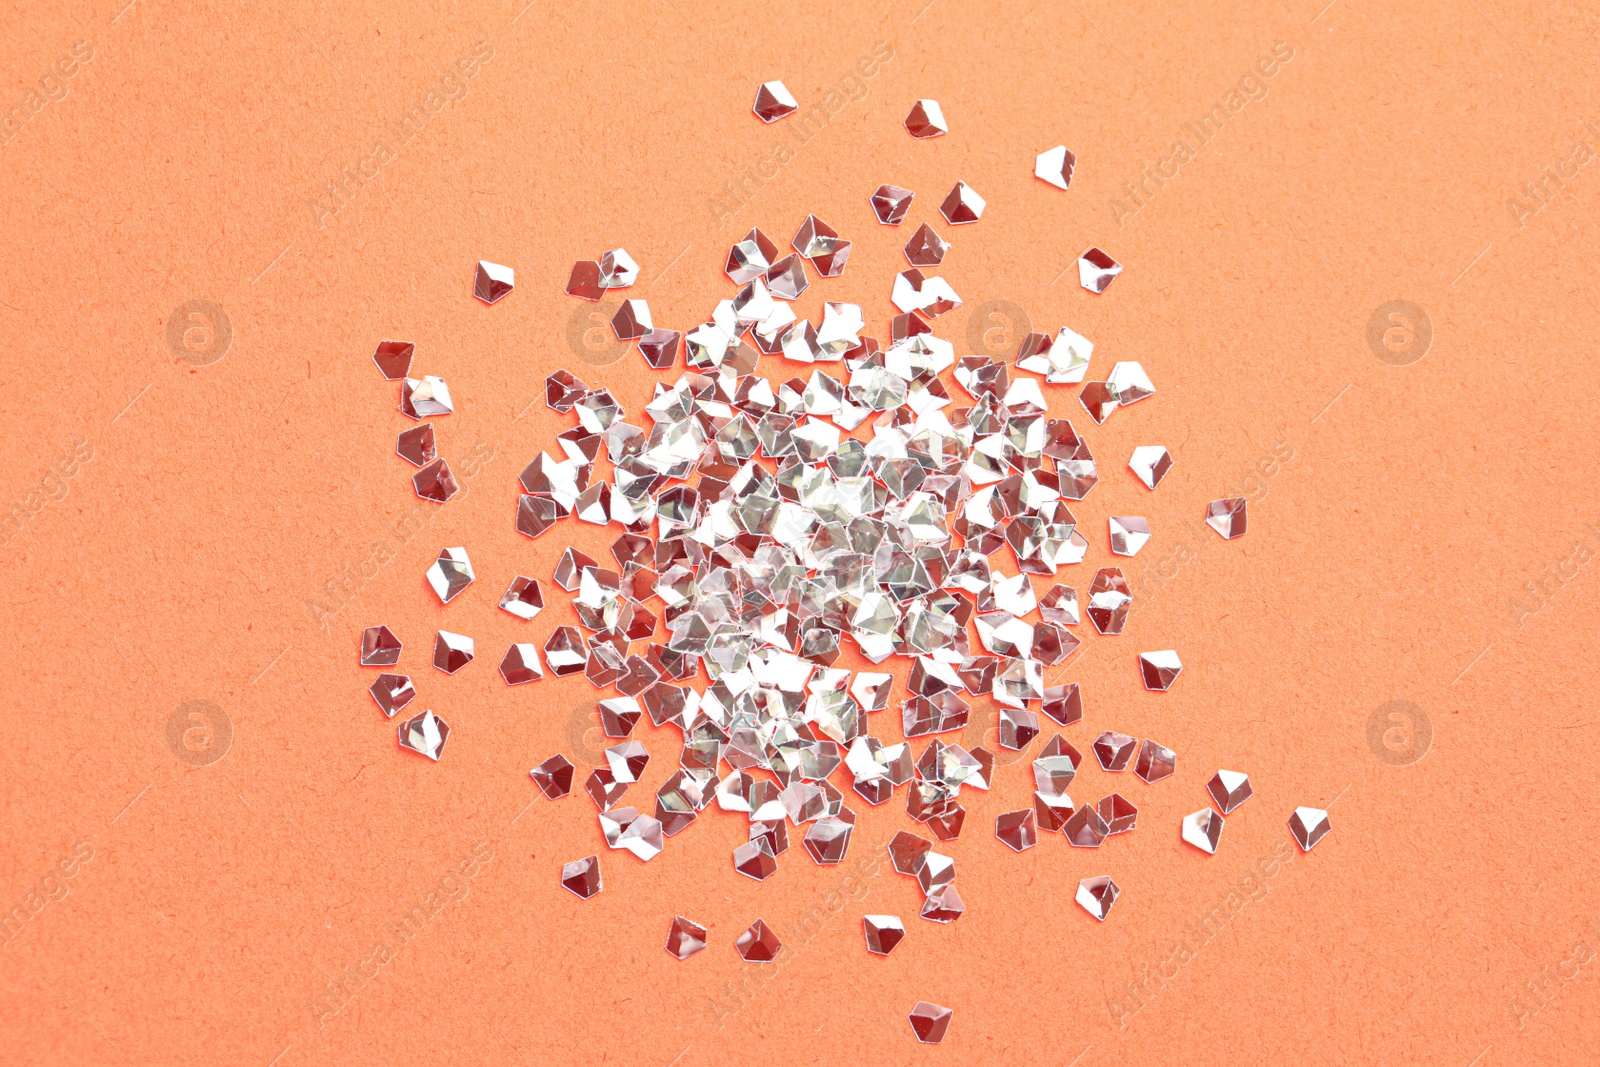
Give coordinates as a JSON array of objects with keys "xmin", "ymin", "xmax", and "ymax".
[{"xmin": 3, "ymin": 1, "xmax": 1598, "ymax": 1063}]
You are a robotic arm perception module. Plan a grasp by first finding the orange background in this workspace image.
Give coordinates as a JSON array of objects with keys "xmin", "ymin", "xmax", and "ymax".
[{"xmin": 3, "ymin": 0, "xmax": 1598, "ymax": 1063}]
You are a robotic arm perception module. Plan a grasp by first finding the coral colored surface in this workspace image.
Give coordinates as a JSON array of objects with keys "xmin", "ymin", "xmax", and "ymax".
[{"xmin": 2, "ymin": 1, "xmax": 1598, "ymax": 1064}]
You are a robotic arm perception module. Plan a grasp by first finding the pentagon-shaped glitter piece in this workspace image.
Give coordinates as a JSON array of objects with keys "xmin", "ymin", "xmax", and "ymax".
[
  {"xmin": 767, "ymin": 254, "xmax": 809, "ymax": 301},
  {"xmin": 903, "ymin": 222, "xmax": 948, "ymax": 266},
  {"xmin": 735, "ymin": 918, "xmax": 782, "ymax": 961},
  {"xmin": 996, "ymin": 809, "xmax": 1037, "ymax": 851},
  {"xmin": 1035, "ymin": 145, "xmax": 1076, "ymax": 190},
  {"xmin": 870, "ymin": 184, "xmax": 915, "ymax": 225},
  {"xmin": 543, "ymin": 626, "xmax": 588, "ymax": 676},
  {"xmin": 566, "ymin": 260, "xmax": 603, "ymax": 300},
  {"xmin": 433, "ymin": 630, "xmax": 474, "ymax": 674},
  {"xmin": 516, "ymin": 495, "xmax": 560, "ymax": 539},
  {"xmin": 1079, "ymin": 247, "xmax": 1122, "ymax": 293},
  {"xmin": 1207, "ymin": 770, "xmax": 1253, "ymax": 814},
  {"xmin": 605, "ymin": 740, "xmax": 650, "ymax": 784},
  {"xmin": 920, "ymin": 884, "xmax": 964, "ymax": 922},
  {"xmin": 998, "ymin": 707, "xmax": 1039, "ymax": 750},
  {"xmin": 401, "ymin": 375, "xmax": 453, "ymax": 418},
  {"xmin": 473, "ymin": 260, "xmax": 514, "ymax": 304},
  {"xmin": 638, "ymin": 328, "xmax": 681, "ymax": 369},
  {"xmin": 499, "ymin": 642, "xmax": 543, "ymax": 684},
  {"xmin": 1088, "ymin": 568, "xmax": 1131, "ymax": 635},
  {"xmin": 369, "ymin": 673, "xmax": 414, "ymax": 718},
  {"xmin": 1109, "ymin": 515, "xmax": 1151, "ymax": 556},
  {"xmin": 1041, "ymin": 683, "xmax": 1083, "ymax": 726},
  {"xmin": 1182, "ymin": 808, "xmax": 1224, "ymax": 854},
  {"xmin": 1129, "ymin": 445, "xmax": 1173, "ymax": 489},
  {"xmin": 1135, "ymin": 739, "xmax": 1177, "ymax": 783},
  {"xmin": 726, "ymin": 227, "xmax": 780, "ymax": 282},
  {"xmin": 909, "ymin": 1001, "xmax": 953, "ymax": 1044},
  {"xmin": 360, "ymin": 625, "xmax": 402, "ymax": 666},
  {"xmin": 498, "ymin": 576, "xmax": 544, "ymax": 620},
  {"xmin": 397, "ymin": 709, "xmax": 449, "ymax": 761},
  {"xmin": 561, "ymin": 855, "xmax": 601, "ymax": 898},
  {"xmin": 863, "ymin": 914, "xmax": 905, "ymax": 955},
  {"xmin": 372, "ymin": 340, "xmax": 414, "ymax": 380},
  {"xmin": 599, "ymin": 697, "xmax": 642, "ymax": 738},
  {"xmin": 413, "ymin": 458, "xmax": 459, "ymax": 503},
  {"xmin": 396, "ymin": 424, "xmax": 436, "ymax": 467},
  {"xmin": 546, "ymin": 370, "xmax": 588, "ymax": 412},
  {"xmin": 904, "ymin": 99, "xmax": 947, "ymax": 138},
  {"xmin": 1035, "ymin": 791, "xmax": 1074, "ymax": 832},
  {"xmin": 1139, "ymin": 650, "xmax": 1182, "ymax": 691},
  {"xmin": 1289, "ymin": 806, "xmax": 1331, "ymax": 851},
  {"xmin": 1108, "ymin": 360, "xmax": 1155, "ymax": 404},
  {"xmin": 1063, "ymin": 803, "xmax": 1108, "ymax": 847},
  {"xmin": 1098, "ymin": 793, "xmax": 1138, "ymax": 834},
  {"xmin": 1080, "ymin": 381, "xmax": 1117, "ymax": 424},
  {"xmin": 530, "ymin": 754, "xmax": 574, "ymax": 799},
  {"xmin": 666, "ymin": 916, "xmax": 707, "ymax": 960},
  {"xmin": 610, "ymin": 299, "xmax": 652, "ymax": 340},
  {"xmin": 889, "ymin": 831, "xmax": 932, "ymax": 875},
  {"xmin": 939, "ymin": 181, "xmax": 985, "ymax": 224},
  {"xmin": 598, "ymin": 248, "xmax": 638, "ymax": 289},
  {"xmin": 803, "ymin": 818, "xmax": 853, "ymax": 864},
  {"xmin": 426, "ymin": 547, "xmax": 474, "ymax": 603},
  {"xmin": 1040, "ymin": 585, "xmax": 1079, "ymax": 626},
  {"xmin": 734, "ymin": 838, "xmax": 779, "ymax": 881},
  {"xmin": 1207, "ymin": 497, "xmax": 1248, "ymax": 539},
  {"xmin": 1076, "ymin": 876, "xmax": 1118, "ymax": 921},
  {"xmin": 753, "ymin": 81, "xmax": 798, "ymax": 123},
  {"xmin": 914, "ymin": 852, "xmax": 955, "ymax": 895},
  {"xmin": 1094, "ymin": 731, "xmax": 1137, "ymax": 771},
  {"xmin": 586, "ymin": 768, "xmax": 628, "ymax": 811}
]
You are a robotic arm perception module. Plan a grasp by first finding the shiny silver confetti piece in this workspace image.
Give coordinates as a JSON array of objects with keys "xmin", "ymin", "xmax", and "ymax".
[
  {"xmin": 1207, "ymin": 770, "xmax": 1253, "ymax": 814},
  {"xmin": 1039, "ymin": 585, "xmax": 1079, "ymax": 626},
  {"xmin": 1129, "ymin": 446, "xmax": 1172, "ymax": 489},
  {"xmin": 603, "ymin": 807, "xmax": 664, "ymax": 861},
  {"xmin": 546, "ymin": 370, "xmax": 588, "ymax": 412},
  {"xmin": 1138, "ymin": 650, "xmax": 1182, "ymax": 691},
  {"xmin": 369, "ymin": 673, "xmax": 414, "ymax": 718},
  {"xmin": 586, "ymin": 768, "xmax": 628, "ymax": 810},
  {"xmin": 598, "ymin": 697, "xmax": 642, "ymax": 737},
  {"xmin": 1076, "ymin": 876, "xmax": 1119, "ymax": 921},
  {"xmin": 1035, "ymin": 791, "xmax": 1075, "ymax": 832},
  {"xmin": 638, "ymin": 327, "xmax": 681, "ymax": 369},
  {"xmin": 666, "ymin": 916, "xmax": 707, "ymax": 960},
  {"xmin": 397, "ymin": 708, "xmax": 449, "ymax": 761},
  {"xmin": 605, "ymin": 740, "xmax": 650, "ymax": 784},
  {"xmin": 473, "ymin": 260, "xmax": 514, "ymax": 304},
  {"xmin": 766, "ymin": 254, "xmax": 809, "ymax": 301},
  {"xmin": 372, "ymin": 340, "xmax": 415, "ymax": 380},
  {"xmin": 401, "ymin": 375, "xmax": 453, "ymax": 418},
  {"xmin": 1034, "ymin": 734, "xmax": 1082, "ymax": 795},
  {"xmin": 611, "ymin": 299, "xmax": 652, "ymax": 341},
  {"xmin": 733, "ymin": 838, "xmax": 778, "ymax": 880},
  {"xmin": 1017, "ymin": 326, "xmax": 1092, "ymax": 384},
  {"xmin": 1094, "ymin": 731, "xmax": 1138, "ymax": 772},
  {"xmin": 1134, "ymin": 739, "xmax": 1177, "ymax": 783},
  {"xmin": 904, "ymin": 99, "xmax": 947, "ymax": 138},
  {"xmin": 753, "ymin": 81, "xmax": 798, "ymax": 123},
  {"xmin": 598, "ymin": 248, "xmax": 639, "ymax": 289},
  {"xmin": 1109, "ymin": 515, "xmax": 1151, "ymax": 557},
  {"xmin": 433, "ymin": 630, "xmax": 474, "ymax": 674},
  {"xmin": 499, "ymin": 576, "xmax": 544, "ymax": 620},
  {"xmin": 1063, "ymin": 804, "xmax": 1109, "ymax": 847},
  {"xmin": 1289, "ymin": 806, "xmax": 1331, "ymax": 851},
  {"xmin": 793, "ymin": 215, "xmax": 841, "ymax": 259},
  {"xmin": 1108, "ymin": 360, "xmax": 1155, "ymax": 405},
  {"xmin": 561, "ymin": 855, "xmax": 601, "ymax": 899},
  {"xmin": 426, "ymin": 546, "xmax": 475, "ymax": 603},
  {"xmin": 361, "ymin": 625, "xmax": 402, "ymax": 666},
  {"xmin": 863, "ymin": 914, "xmax": 905, "ymax": 955},
  {"xmin": 566, "ymin": 260, "xmax": 603, "ymax": 300},
  {"xmin": 996, "ymin": 809, "xmax": 1038, "ymax": 851},
  {"xmin": 735, "ymin": 919, "xmax": 782, "ymax": 961},
  {"xmin": 1182, "ymin": 808, "xmax": 1225, "ymax": 854},
  {"xmin": 803, "ymin": 818, "xmax": 853, "ymax": 864},
  {"xmin": 920, "ymin": 884, "xmax": 965, "ymax": 922},
  {"xmin": 870, "ymin": 184, "xmax": 915, "ymax": 224},
  {"xmin": 413, "ymin": 458, "xmax": 459, "ymax": 503},
  {"xmin": 1034, "ymin": 145, "xmax": 1076, "ymax": 190},
  {"xmin": 1042, "ymin": 683, "xmax": 1084, "ymax": 727},
  {"xmin": 1206, "ymin": 497, "xmax": 1248, "ymax": 539},
  {"xmin": 530, "ymin": 754, "xmax": 574, "ymax": 799},
  {"xmin": 998, "ymin": 707, "xmax": 1040, "ymax": 750},
  {"xmin": 914, "ymin": 852, "xmax": 956, "ymax": 895},
  {"xmin": 543, "ymin": 626, "xmax": 588, "ymax": 676},
  {"xmin": 909, "ymin": 1001, "xmax": 953, "ymax": 1045},
  {"xmin": 1087, "ymin": 568, "xmax": 1132, "ymax": 635},
  {"xmin": 1079, "ymin": 381, "xmax": 1117, "ymax": 424},
  {"xmin": 889, "ymin": 831, "xmax": 932, "ymax": 875},
  {"xmin": 499, "ymin": 642, "xmax": 543, "ymax": 684},
  {"xmin": 903, "ymin": 222, "xmax": 949, "ymax": 267},
  {"xmin": 726, "ymin": 227, "xmax": 780, "ymax": 282},
  {"xmin": 397, "ymin": 424, "xmax": 436, "ymax": 467},
  {"xmin": 1099, "ymin": 793, "xmax": 1138, "ymax": 834},
  {"xmin": 939, "ymin": 181, "xmax": 985, "ymax": 224},
  {"xmin": 1078, "ymin": 247, "xmax": 1122, "ymax": 293}
]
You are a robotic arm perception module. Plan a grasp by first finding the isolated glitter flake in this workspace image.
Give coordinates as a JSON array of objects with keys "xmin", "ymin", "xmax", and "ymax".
[
  {"xmin": 903, "ymin": 223, "xmax": 949, "ymax": 267},
  {"xmin": 372, "ymin": 340, "xmax": 414, "ymax": 380},
  {"xmin": 1035, "ymin": 145, "xmax": 1076, "ymax": 190},
  {"xmin": 996, "ymin": 808, "xmax": 1037, "ymax": 851},
  {"xmin": 1207, "ymin": 497, "xmax": 1248, "ymax": 539},
  {"xmin": 1134, "ymin": 739, "xmax": 1177, "ymax": 783},
  {"xmin": 1093, "ymin": 731, "xmax": 1137, "ymax": 772},
  {"xmin": 413, "ymin": 459, "xmax": 459, "ymax": 503},
  {"xmin": 433, "ymin": 630, "xmax": 474, "ymax": 674},
  {"xmin": 531, "ymin": 754, "xmax": 575, "ymax": 799},
  {"xmin": 904, "ymin": 100, "xmax": 947, "ymax": 138},
  {"xmin": 1076, "ymin": 876, "xmax": 1119, "ymax": 921},
  {"xmin": 1182, "ymin": 808, "xmax": 1225, "ymax": 854},
  {"xmin": 401, "ymin": 376, "xmax": 453, "ymax": 419},
  {"xmin": 863, "ymin": 914, "xmax": 906, "ymax": 955},
  {"xmin": 566, "ymin": 260, "xmax": 603, "ymax": 300},
  {"xmin": 473, "ymin": 260, "xmax": 514, "ymax": 304},
  {"xmin": 1129, "ymin": 445, "xmax": 1172, "ymax": 489},
  {"xmin": 397, "ymin": 424, "xmax": 436, "ymax": 467},
  {"xmin": 398, "ymin": 709, "xmax": 449, "ymax": 760},
  {"xmin": 1109, "ymin": 515, "xmax": 1151, "ymax": 557},
  {"xmin": 753, "ymin": 81, "xmax": 798, "ymax": 123},
  {"xmin": 1078, "ymin": 247, "xmax": 1122, "ymax": 293},
  {"xmin": 598, "ymin": 248, "xmax": 639, "ymax": 289},
  {"xmin": 908, "ymin": 1001, "xmax": 953, "ymax": 1044},
  {"xmin": 499, "ymin": 643, "xmax": 543, "ymax": 684},
  {"xmin": 369, "ymin": 673, "xmax": 414, "ymax": 718},
  {"xmin": 1207, "ymin": 770, "xmax": 1253, "ymax": 814},
  {"xmin": 426, "ymin": 547, "xmax": 474, "ymax": 603},
  {"xmin": 499, "ymin": 576, "xmax": 544, "ymax": 620},
  {"xmin": 666, "ymin": 916, "xmax": 707, "ymax": 960},
  {"xmin": 360, "ymin": 625, "xmax": 402, "ymax": 666},
  {"xmin": 735, "ymin": 919, "xmax": 783, "ymax": 961},
  {"xmin": 561, "ymin": 855, "xmax": 601, "ymax": 898},
  {"xmin": 870, "ymin": 184, "xmax": 915, "ymax": 225},
  {"xmin": 1139, "ymin": 650, "xmax": 1183, "ymax": 691},
  {"xmin": 939, "ymin": 181, "xmax": 985, "ymax": 224},
  {"xmin": 1087, "ymin": 568, "xmax": 1132, "ymax": 635},
  {"xmin": 1289, "ymin": 806, "xmax": 1332, "ymax": 851}
]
